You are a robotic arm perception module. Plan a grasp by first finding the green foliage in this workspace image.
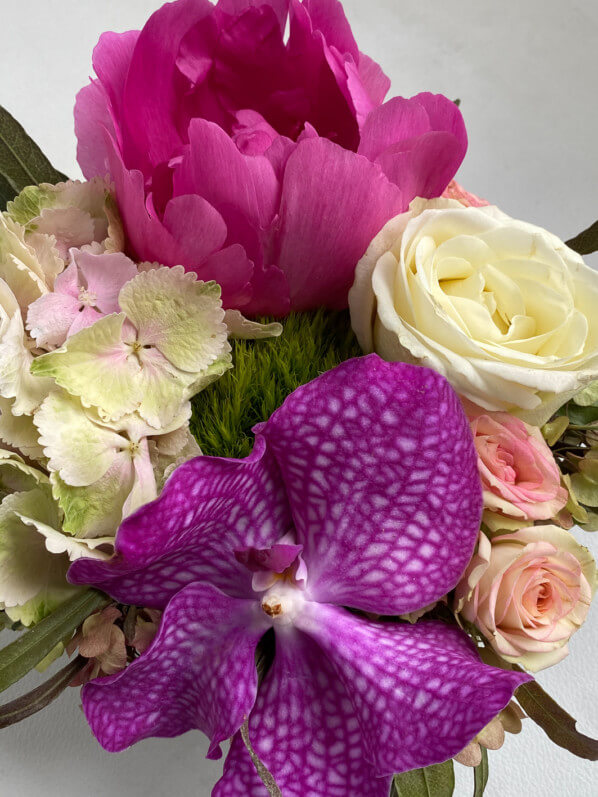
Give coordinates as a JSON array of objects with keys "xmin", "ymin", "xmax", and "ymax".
[
  {"xmin": 0, "ymin": 105, "xmax": 67, "ymax": 210},
  {"xmin": 0, "ymin": 589, "xmax": 109, "ymax": 693},
  {"xmin": 566, "ymin": 219, "xmax": 598, "ymax": 256},
  {"xmin": 516, "ymin": 679, "xmax": 598, "ymax": 760},
  {"xmin": 391, "ymin": 760, "xmax": 455, "ymax": 797},
  {"xmin": 191, "ymin": 309, "xmax": 362, "ymax": 458},
  {"xmin": 0, "ymin": 655, "xmax": 86, "ymax": 728},
  {"xmin": 473, "ymin": 747, "xmax": 489, "ymax": 795}
]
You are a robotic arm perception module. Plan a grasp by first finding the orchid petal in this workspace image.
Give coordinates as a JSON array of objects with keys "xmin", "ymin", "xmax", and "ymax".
[
  {"xmin": 259, "ymin": 355, "xmax": 482, "ymax": 614},
  {"xmin": 214, "ymin": 626, "xmax": 390, "ymax": 797},
  {"xmin": 81, "ymin": 582, "xmax": 267, "ymax": 755},
  {"xmin": 68, "ymin": 436, "xmax": 292, "ymax": 606},
  {"xmin": 296, "ymin": 604, "xmax": 530, "ymax": 775}
]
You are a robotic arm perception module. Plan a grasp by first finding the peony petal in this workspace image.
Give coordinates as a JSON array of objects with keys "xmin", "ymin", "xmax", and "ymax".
[
  {"xmin": 68, "ymin": 436, "xmax": 292, "ymax": 606},
  {"xmin": 274, "ymin": 137, "xmax": 404, "ymax": 311},
  {"xmin": 174, "ymin": 118, "xmax": 279, "ymax": 230},
  {"xmin": 295, "ymin": 605, "xmax": 530, "ymax": 776},
  {"xmin": 258, "ymin": 355, "xmax": 482, "ymax": 614},
  {"xmin": 120, "ymin": 0, "xmax": 215, "ymax": 173},
  {"xmin": 75, "ymin": 81, "xmax": 115, "ymax": 179},
  {"xmin": 81, "ymin": 582, "xmax": 267, "ymax": 755},
  {"xmin": 359, "ymin": 94, "xmax": 467, "ymax": 201}
]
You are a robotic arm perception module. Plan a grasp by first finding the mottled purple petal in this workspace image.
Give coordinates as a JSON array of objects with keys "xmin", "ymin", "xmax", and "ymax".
[
  {"xmin": 235, "ymin": 543, "xmax": 302, "ymax": 573},
  {"xmin": 273, "ymin": 138, "xmax": 404, "ymax": 312},
  {"xmin": 258, "ymin": 355, "xmax": 482, "ymax": 614},
  {"xmin": 296, "ymin": 603, "xmax": 530, "ymax": 775},
  {"xmin": 82, "ymin": 582, "xmax": 267, "ymax": 755},
  {"xmin": 69, "ymin": 437, "xmax": 292, "ymax": 606},
  {"xmin": 214, "ymin": 626, "xmax": 390, "ymax": 797}
]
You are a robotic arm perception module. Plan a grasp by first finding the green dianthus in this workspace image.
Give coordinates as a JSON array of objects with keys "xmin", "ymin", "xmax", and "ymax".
[{"xmin": 191, "ymin": 309, "xmax": 363, "ymax": 459}]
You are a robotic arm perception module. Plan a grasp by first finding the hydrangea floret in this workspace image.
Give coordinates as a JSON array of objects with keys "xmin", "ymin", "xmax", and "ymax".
[{"xmin": 70, "ymin": 355, "xmax": 529, "ymax": 795}]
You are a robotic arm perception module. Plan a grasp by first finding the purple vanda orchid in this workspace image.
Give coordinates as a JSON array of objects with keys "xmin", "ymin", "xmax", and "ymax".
[{"xmin": 69, "ymin": 356, "xmax": 530, "ymax": 796}]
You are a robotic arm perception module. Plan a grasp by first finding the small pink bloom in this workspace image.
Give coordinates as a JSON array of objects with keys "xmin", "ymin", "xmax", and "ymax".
[
  {"xmin": 455, "ymin": 525, "xmax": 597, "ymax": 671},
  {"xmin": 442, "ymin": 179, "xmax": 489, "ymax": 207},
  {"xmin": 68, "ymin": 606, "xmax": 127, "ymax": 686},
  {"xmin": 27, "ymin": 249, "xmax": 138, "ymax": 349},
  {"xmin": 465, "ymin": 402, "xmax": 568, "ymax": 526}
]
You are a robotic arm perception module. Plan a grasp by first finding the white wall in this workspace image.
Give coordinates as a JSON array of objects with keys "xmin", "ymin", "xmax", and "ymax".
[{"xmin": 1, "ymin": 2, "xmax": 597, "ymax": 795}]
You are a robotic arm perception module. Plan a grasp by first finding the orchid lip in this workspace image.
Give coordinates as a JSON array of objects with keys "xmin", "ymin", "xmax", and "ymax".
[{"xmin": 260, "ymin": 581, "xmax": 306, "ymax": 627}]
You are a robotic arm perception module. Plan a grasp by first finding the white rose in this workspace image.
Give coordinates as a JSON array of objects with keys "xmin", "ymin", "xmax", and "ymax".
[{"xmin": 349, "ymin": 198, "xmax": 598, "ymax": 425}]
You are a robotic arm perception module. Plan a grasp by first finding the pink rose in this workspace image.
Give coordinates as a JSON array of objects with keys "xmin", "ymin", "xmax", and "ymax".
[
  {"xmin": 75, "ymin": 0, "xmax": 467, "ymax": 315},
  {"xmin": 455, "ymin": 526, "xmax": 597, "ymax": 671},
  {"xmin": 466, "ymin": 404, "xmax": 568, "ymax": 529},
  {"xmin": 441, "ymin": 179, "xmax": 489, "ymax": 207}
]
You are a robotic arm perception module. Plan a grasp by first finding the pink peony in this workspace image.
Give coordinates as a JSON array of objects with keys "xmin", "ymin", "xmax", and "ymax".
[
  {"xmin": 75, "ymin": 0, "xmax": 467, "ymax": 315},
  {"xmin": 455, "ymin": 526, "xmax": 597, "ymax": 671},
  {"xmin": 465, "ymin": 403, "xmax": 568, "ymax": 528}
]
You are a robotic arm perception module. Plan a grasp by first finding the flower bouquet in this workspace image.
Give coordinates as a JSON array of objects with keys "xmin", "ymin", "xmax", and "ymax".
[{"xmin": 1, "ymin": 2, "xmax": 597, "ymax": 795}]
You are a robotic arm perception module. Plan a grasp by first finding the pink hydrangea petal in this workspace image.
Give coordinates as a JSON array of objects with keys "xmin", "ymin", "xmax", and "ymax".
[
  {"xmin": 67, "ymin": 304, "xmax": 104, "ymax": 338},
  {"xmin": 81, "ymin": 582, "xmax": 267, "ymax": 755},
  {"xmin": 68, "ymin": 436, "xmax": 292, "ymax": 606},
  {"xmin": 296, "ymin": 604, "xmax": 530, "ymax": 775},
  {"xmin": 75, "ymin": 250, "xmax": 138, "ymax": 314},
  {"xmin": 213, "ymin": 625, "xmax": 390, "ymax": 797},
  {"xmin": 258, "ymin": 355, "xmax": 482, "ymax": 614},
  {"xmin": 272, "ymin": 138, "xmax": 404, "ymax": 312},
  {"xmin": 26, "ymin": 292, "xmax": 82, "ymax": 349},
  {"xmin": 121, "ymin": 0, "xmax": 215, "ymax": 173}
]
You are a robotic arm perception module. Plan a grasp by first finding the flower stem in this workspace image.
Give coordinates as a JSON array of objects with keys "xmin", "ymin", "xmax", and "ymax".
[{"xmin": 240, "ymin": 719, "xmax": 282, "ymax": 797}]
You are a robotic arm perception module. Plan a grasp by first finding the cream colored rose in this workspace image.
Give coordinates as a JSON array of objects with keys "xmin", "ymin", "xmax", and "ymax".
[
  {"xmin": 455, "ymin": 526, "xmax": 597, "ymax": 671},
  {"xmin": 349, "ymin": 199, "xmax": 598, "ymax": 425}
]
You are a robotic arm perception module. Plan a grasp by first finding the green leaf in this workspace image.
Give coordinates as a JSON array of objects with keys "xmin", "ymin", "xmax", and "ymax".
[
  {"xmin": 565, "ymin": 402, "xmax": 598, "ymax": 426},
  {"xmin": 0, "ymin": 655, "xmax": 85, "ymax": 728},
  {"xmin": 391, "ymin": 761, "xmax": 455, "ymax": 797},
  {"xmin": 0, "ymin": 105, "xmax": 67, "ymax": 210},
  {"xmin": 515, "ymin": 680, "xmax": 598, "ymax": 760},
  {"xmin": 573, "ymin": 380, "xmax": 598, "ymax": 407},
  {"xmin": 566, "ymin": 219, "xmax": 598, "ymax": 256},
  {"xmin": 0, "ymin": 588, "xmax": 109, "ymax": 693},
  {"xmin": 473, "ymin": 747, "xmax": 489, "ymax": 796}
]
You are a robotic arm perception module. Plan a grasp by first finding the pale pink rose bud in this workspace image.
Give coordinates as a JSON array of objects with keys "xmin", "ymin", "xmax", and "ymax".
[
  {"xmin": 441, "ymin": 179, "xmax": 489, "ymax": 207},
  {"xmin": 67, "ymin": 606, "xmax": 127, "ymax": 686},
  {"xmin": 455, "ymin": 526, "xmax": 597, "ymax": 671},
  {"xmin": 464, "ymin": 401, "xmax": 568, "ymax": 529}
]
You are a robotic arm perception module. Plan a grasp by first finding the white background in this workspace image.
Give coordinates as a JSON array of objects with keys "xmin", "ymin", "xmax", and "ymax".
[{"xmin": 1, "ymin": 1, "xmax": 598, "ymax": 795}]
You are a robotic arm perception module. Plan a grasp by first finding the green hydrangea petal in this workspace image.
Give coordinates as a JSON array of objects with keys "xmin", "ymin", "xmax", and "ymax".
[
  {"xmin": 118, "ymin": 266, "xmax": 230, "ymax": 373},
  {"xmin": 31, "ymin": 314, "xmax": 141, "ymax": 422},
  {"xmin": 35, "ymin": 390, "xmax": 131, "ymax": 486},
  {"xmin": 0, "ymin": 486, "xmax": 80, "ymax": 626},
  {"xmin": 0, "ymin": 397, "xmax": 44, "ymax": 460},
  {"xmin": 0, "ymin": 448, "xmax": 48, "ymax": 497},
  {"xmin": 0, "ymin": 311, "xmax": 52, "ymax": 414},
  {"xmin": 224, "ymin": 309, "xmax": 283, "ymax": 340}
]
